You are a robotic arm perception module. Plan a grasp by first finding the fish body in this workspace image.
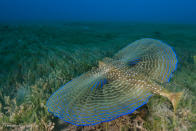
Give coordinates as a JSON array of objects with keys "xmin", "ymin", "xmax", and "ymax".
[{"xmin": 99, "ymin": 57, "xmax": 182, "ymax": 112}]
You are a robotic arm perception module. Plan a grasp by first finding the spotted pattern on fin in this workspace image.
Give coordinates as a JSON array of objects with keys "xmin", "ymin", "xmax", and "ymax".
[
  {"xmin": 115, "ymin": 38, "xmax": 177, "ymax": 83},
  {"xmin": 46, "ymin": 38, "xmax": 177, "ymax": 126}
]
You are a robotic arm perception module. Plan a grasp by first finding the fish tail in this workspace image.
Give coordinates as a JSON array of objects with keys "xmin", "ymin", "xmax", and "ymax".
[{"xmin": 168, "ymin": 92, "xmax": 183, "ymax": 112}]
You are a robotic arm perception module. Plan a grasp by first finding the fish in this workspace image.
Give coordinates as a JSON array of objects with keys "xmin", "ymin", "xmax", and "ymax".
[{"xmin": 46, "ymin": 38, "xmax": 183, "ymax": 126}]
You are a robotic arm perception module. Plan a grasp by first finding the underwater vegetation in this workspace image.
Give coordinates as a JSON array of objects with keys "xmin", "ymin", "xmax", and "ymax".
[{"xmin": 0, "ymin": 23, "xmax": 196, "ymax": 131}]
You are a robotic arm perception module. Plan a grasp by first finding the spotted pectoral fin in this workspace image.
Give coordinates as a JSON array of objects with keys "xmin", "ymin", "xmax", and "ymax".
[
  {"xmin": 115, "ymin": 38, "xmax": 178, "ymax": 83},
  {"xmin": 46, "ymin": 76, "xmax": 152, "ymax": 126}
]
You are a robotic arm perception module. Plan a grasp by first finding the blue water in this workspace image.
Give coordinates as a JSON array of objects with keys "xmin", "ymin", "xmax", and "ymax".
[{"xmin": 0, "ymin": 0, "xmax": 196, "ymax": 24}]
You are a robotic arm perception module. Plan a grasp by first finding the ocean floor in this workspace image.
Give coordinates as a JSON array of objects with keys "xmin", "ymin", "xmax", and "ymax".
[{"xmin": 0, "ymin": 22, "xmax": 195, "ymax": 131}]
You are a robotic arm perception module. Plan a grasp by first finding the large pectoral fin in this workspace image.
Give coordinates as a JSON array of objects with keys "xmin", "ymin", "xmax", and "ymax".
[{"xmin": 46, "ymin": 71, "xmax": 152, "ymax": 126}]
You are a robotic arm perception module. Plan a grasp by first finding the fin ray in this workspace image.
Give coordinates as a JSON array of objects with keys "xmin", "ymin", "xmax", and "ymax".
[{"xmin": 114, "ymin": 38, "xmax": 177, "ymax": 83}]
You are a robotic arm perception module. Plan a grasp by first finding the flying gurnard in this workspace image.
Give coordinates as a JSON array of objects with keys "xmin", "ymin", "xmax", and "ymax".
[{"xmin": 46, "ymin": 38, "xmax": 183, "ymax": 126}]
